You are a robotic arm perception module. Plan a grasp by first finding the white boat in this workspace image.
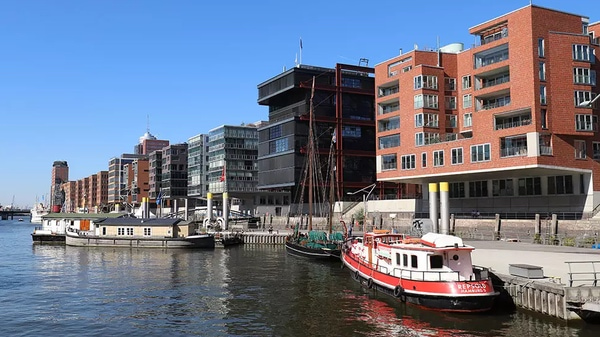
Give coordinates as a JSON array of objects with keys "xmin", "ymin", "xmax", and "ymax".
[
  {"xmin": 32, "ymin": 213, "xmax": 126, "ymax": 243},
  {"xmin": 65, "ymin": 217, "xmax": 215, "ymax": 249},
  {"xmin": 30, "ymin": 203, "xmax": 49, "ymax": 224}
]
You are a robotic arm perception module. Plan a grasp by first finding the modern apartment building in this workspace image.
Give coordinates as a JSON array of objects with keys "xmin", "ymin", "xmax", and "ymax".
[
  {"xmin": 257, "ymin": 63, "xmax": 417, "ymax": 214},
  {"xmin": 375, "ymin": 4, "xmax": 600, "ymax": 216},
  {"xmin": 123, "ymin": 158, "xmax": 150, "ymax": 207},
  {"xmin": 187, "ymin": 133, "xmax": 209, "ymax": 200},
  {"xmin": 50, "ymin": 160, "xmax": 68, "ymax": 212},
  {"xmin": 159, "ymin": 143, "xmax": 189, "ymax": 207},
  {"xmin": 134, "ymin": 130, "xmax": 169, "ymax": 155},
  {"xmin": 207, "ymin": 123, "xmax": 279, "ymax": 214},
  {"xmin": 107, "ymin": 154, "xmax": 147, "ymax": 207}
]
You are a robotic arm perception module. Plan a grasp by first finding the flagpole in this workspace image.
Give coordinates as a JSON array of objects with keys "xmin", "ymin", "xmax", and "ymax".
[{"xmin": 299, "ymin": 37, "xmax": 303, "ymax": 65}]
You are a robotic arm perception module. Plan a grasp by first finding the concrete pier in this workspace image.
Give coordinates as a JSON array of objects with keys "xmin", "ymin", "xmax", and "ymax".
[{"xmin": 467, "ymin": 240, "xmax": 600, "ymax": 322}]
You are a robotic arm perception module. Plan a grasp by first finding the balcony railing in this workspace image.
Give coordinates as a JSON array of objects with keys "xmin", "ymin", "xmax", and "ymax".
[
  {"xmin": 500, "ymin": 146, "xmax": 527, "ymax": 157},
  {"xmin": 540, "ymin": 146, "xmax": 553, "ymax": 156},
  {"xmin": 495, "ymin": 118, "xmax": 531, "ymax": 130},
  {"xmin": 476, "ymin": 74, "xmax": 510, "ymax": 90}
]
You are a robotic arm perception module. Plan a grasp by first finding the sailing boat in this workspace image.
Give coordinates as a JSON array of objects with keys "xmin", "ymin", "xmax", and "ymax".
[{"xmin": 285, "ymin": 77, "xmax": 346, "ymax": 260}]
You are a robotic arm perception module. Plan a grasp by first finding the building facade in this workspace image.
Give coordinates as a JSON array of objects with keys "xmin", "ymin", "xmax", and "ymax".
[
  {"xmin": 375, "ymin": 4, "xmax": 600, "ymax": 217},
  {"xmin": 187, "ymin": 133, "xmax": 209, "ymax": 200},
  {"xmin": 160, "ymin": 143, "xmax": 189, "ymax": 206},
  {"xmin": 50, "ymin": 161, "xmax": 68, "ymax": 212},
  {"xmin": 257, "ymin": 63, "xmax": 416, "ymax": 215},
  {"xmin": 107, "ymin": 154, "xmax": 147, "ymax": 207},
  {"xmin": 134, "ymin": 130, "xmax": 169, "ymax": 155}
]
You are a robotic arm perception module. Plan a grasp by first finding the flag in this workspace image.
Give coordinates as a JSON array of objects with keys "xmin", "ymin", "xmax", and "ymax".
[
  {"xmin": 219, "ymin": 165, "xmax": 226, "ymax": 182},
  {"xmin": 156, "ymin": 191, "xmax": 162, "ymax": 206},
  {"xmin": 300, "ymin": 37, "xmax": 303, "ymax": 49}
]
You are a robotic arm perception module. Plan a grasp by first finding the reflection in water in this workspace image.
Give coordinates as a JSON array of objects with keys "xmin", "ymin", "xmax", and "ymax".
[{"xmin": 0, "ymin": 221, "xmax": 593, "ymax": 336}]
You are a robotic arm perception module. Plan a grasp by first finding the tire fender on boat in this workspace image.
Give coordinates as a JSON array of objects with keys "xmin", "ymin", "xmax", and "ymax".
[
  {"xmin": 367, "ymin": 278, "xmax": 374, "ymax": 289},
  {"xmin": 353, "ymin": 270, "xmax": 360, "ymax": 280},
  {"xmin": 393, "ymin": 285, "xmax": 404, "ymax": 298}
]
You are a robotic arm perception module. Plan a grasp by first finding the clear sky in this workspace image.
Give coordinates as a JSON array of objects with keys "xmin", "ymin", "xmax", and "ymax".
[{"xmin": 1, "ymin": 0, "xmax": 598, "ymax": 208}]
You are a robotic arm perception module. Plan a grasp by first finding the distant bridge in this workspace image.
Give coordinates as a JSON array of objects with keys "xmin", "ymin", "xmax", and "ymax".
[{"xmin": 0, "ymin": 209, "xmax": 30, "ymax": 220}]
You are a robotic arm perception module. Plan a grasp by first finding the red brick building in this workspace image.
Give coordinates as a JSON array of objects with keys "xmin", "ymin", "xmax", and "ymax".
[{"xmin": 375, "ymin": 5, "xmax": 600, "ymax": 217}]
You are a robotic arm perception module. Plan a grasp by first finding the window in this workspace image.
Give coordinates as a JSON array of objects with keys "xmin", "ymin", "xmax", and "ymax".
[
  {"xmin": 414, "ymin": 94, "xmax": 438, "ymax": 109},
  {"xmin": 118, "ymin": 228, "xmax": 125, "ymax": 236},
  {"xmin": 421, "ymin": 152, "xmax": 427, "ymax": 168},
  {"xmin": 445, "ymin": 78, "xmax": 456, "ymax": 91},
  {"xmin": 430, "ymin": 255, "xmax": 443, "ymax": 269},
  {"xmin": 269, "ymin": 138, "xmax": 288, "ymax": 154},
  {"xmin": 269, "ymin": 125, "xmax": 282, "ymax": 139},
  {"xmin": 447, "ymin": 115, "xmax": 457, "ymax": 128},
  {"xmin": 463, "ymin": 94, "xmax": 472, "ymax": 109},
  {"xmin": 379, "ymin": 134, "xmax": 400, "ymax": 149},
  {"xmin": 415, "ymin": 132, "xmax": 440, "ymax": 146},
  {"xmin": 102, "ymin": 227, "xmax": 106, "ymax": 235},
  {"xmin": 541, "ymin": 109, "xmax": 547, "ymax": 129},
  {"xmin": 401, "ymin": 154, "xmax": 416, "ymax": 170},
  {"xmin": 573, "ymin": 44, "xmax": 594, "ymax": 62},
  {"xmin": 518, "ymin": 177, "xmax": 542, "ymax": 196},
  {"xmin": 450, "ymin": 182, "xmax": 465, "ymax": 198},
  {"xmin": 492, "ymin": 179, "xmax": 513, "ymax": 196},
  {"xmin": 126, "ymin": 228, "xmax": 134, "ymax": 236},
  {"xmin": 396, "ymin": 253, "xmax": 401, "ymax": 265},
  {"xmin": 574, "ymin": 68, "xmax": 596, "ymax": 85},
  {"xmin": 593, "ymin": 142, "xmax": 600, "ymax": 159},
  {"xmin": 575, "ymin": 114, "xmax": 597, "ymax": 131},
  {"xmin": 424, "ymin": 113, "xmax": 439, "ymax": 127},
  {"xmin": 539, "ymin": 62, "xmax": 546, "ymax": 81},
  {"xmin": 403, "ymin": 254, "xmax": 408, "ymax": 267},
  {"xmin": 143, "ymin": 227, "xmax": 152, "ymax": 236},
  {"xmin": 451, "ymin": 148, "xmax": 463, "ymax": 165},
  {"xmin": 381, "ymin": 153, "xmax": 398, "ymax": 171},
  {"xmin": 575, "ymin": 140, "xmax": 587, "ymax": 159},
  {"xmin": 415, "ymin": 114, "xmax": 423, "ymax": 127},
  {"xmin": 464, "ymin": 113, "xmax": 472, "ymax": 127},
  {"xmin": 415, "ymin": 132, "xmax": 423, "ymax": 146},
  {"xmin": 583, "ymin": 21, "xmax": 589, "ymax": 35},
  {"xmin": 462, "ymin": 75, "xmax": 472, "ymax": 89},
  {"xmin": 548, "ymin": 175, "xmax": 574, "ymax": 195},
  {"xmin": 471, "ymin": 144, "xmax": 491, "ymax": 162},
  {"xmin": 469, "ymin": 181, "xmax": 488, "ymax": 197},
  {"xmin": 414, "ymin": 75, "xmax": 438, "ymax": 90},
  {"xmin": 433, "ymin": 150, "xmax": 444, "ymax": 167},
  {"xmin": 574, "ymin": 91, "xmax": 596, "ymax": 107},
  {"xmin": 540, "ymin": 85, "xmax": 547, "ymax": 105},
  {"xmin": 378, "ymin": 116, "xmax": 400, "ymax": 131},
  {"xmin": 411, "ymin": 255, "xmax": 418, "ymax": 268},
  {"xmin": 538, "ymin": 38, "xmax": 545, "ymax": 57},
  {"xmin": 445, "ymin": 96, "xmax": 457, "ymax": 110}
]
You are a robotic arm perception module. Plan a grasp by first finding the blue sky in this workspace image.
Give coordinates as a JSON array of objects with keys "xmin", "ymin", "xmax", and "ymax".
[{"xmin": 0, "ymin": 0, "xmax": 598, "ymax": 208}]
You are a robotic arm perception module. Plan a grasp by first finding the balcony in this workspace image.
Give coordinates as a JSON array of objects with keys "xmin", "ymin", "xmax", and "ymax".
[
  {"xmin": 477, "ymin": 93, "xmax": 510, "ymax": 112},
  {"xmin": 475, "ymin": 66, "xmax": 510, "ymax": 90},
  {"xmin": 379, "ymin": 102, "xmax": 400, "ymax": 115},
  {"xmin": 540, "ymin": 145, "xmax": 553, "ymax": 156},
  {"xmin": 500, "ymin": 146, "xmax": 527, "ymax": 157},
  {"xmin": 495, "ymin": 111, "xmax": 531, "ymax": 130},
  {"xmin": 500, "ymin": 135, "xmax": 527, "ymax": 158},
  {"xmin": 474, "ymin": 43, "xmax": 509, "ymax": 70}
]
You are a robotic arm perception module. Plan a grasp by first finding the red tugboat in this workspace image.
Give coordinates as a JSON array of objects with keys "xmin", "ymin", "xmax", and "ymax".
[{"xmin": 341, "ymin": 230, "xmax": 498, "ymax": 312}]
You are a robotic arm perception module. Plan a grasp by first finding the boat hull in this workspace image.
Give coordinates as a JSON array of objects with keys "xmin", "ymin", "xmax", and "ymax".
[
  {"xmin": 342, "ymin": 251, "xmax": 497, "ymax": 313},
  {"xmin": 285, "ymin": 240, "xmax": 341, "ymax": 260},
  {"xmin": 31, "ymin": 233, "xmax": 66, "ymax": 243},
  {"xmin": 66, "ymin": 232, "xmax": 215, "ymax": 249}
]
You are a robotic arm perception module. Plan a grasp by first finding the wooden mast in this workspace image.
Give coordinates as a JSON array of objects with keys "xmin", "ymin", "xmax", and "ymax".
[{"xmin": 308, "ymin": 76, "xmax": 315, "ymax": 231}]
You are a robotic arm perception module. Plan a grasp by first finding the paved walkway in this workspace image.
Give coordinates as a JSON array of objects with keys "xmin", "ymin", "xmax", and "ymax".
[{"xmin": 466, "ymin": 240, "xmax": 600, "ymax": 286}]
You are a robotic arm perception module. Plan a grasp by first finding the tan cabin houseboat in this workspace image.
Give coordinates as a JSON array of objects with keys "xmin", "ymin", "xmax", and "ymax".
[{"xmin": 65, "ymin": 217, "xmax": 215, "ymax": 249}]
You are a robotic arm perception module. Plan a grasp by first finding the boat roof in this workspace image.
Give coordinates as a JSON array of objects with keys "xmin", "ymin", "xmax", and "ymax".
[
  {"xmin": 420, "ymin": 232, "xmax": 467, "ymax": 248},
  {"xmin": 97, "ymin": 218, "xmax": 183, "ymax": 226},
  {"xmin": 42, "ymin": 213, "xmax": 126, "ymax": 220}
]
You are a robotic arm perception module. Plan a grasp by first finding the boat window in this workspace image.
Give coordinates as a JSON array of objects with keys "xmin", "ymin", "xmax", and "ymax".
[
  {"xmin": 453, "ymin": 254, "xmax": 459, "ymax": 261},
  {"xmin": 411, "ymin": 255, "xmax": 418, "ymax": 268},
  {"xmin": 102, "ymin": 227, "xmax": 106, "ymax": 235},
  {"xmin": 396, "ymin": 253, "xmax": 401, "ymax": 265},
  {"xmin": 430, "ymin": 255, "xmax": 443, "ymax": 269},
  {"xmin": 403, "ymin": 254, "xmax": 408, "ymax": 267}
]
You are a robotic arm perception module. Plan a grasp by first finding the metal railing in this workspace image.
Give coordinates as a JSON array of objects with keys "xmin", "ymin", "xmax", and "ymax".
[{"xmin": 565, "ymin": 261, "xmax": 600, "ymax": 287}]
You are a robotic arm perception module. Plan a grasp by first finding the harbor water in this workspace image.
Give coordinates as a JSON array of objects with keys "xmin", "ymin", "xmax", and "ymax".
[{"xmin": 1, "ymin": 219, "xmax": 599, "ymax": 337}]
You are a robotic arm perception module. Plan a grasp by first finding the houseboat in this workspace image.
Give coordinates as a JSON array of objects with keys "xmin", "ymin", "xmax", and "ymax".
[
  {"xmin": 341, "ymin": 230, "xmax": 498, "ymax": 312},
  {"xmin": 65, "ymin": 217, "xmax": 215, "ymax": 249},
  {"xmin": 31, "ymin": 213, "xmax": 125, "ymax": 243}
]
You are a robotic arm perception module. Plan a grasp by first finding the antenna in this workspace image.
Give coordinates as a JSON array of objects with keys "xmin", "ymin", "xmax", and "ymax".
[
  {"xmin": 359, "ymin": 58, "xmax": 369, "ymax": 66},
  {"xmin": 146, "ymin": 114, "xmax": 150, "ymax": 133}
]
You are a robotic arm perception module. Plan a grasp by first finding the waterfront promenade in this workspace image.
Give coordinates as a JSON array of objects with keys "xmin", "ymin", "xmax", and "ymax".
[{"xmin": 467, "ymin": 240, "xmax": 600, "ymax": 286}]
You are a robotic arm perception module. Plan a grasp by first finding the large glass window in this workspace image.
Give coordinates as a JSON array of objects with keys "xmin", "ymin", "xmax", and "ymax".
[
  {"xmin": 414, "ymin": 75, "xmax": 438, "ymax": 90},
  {"xmin": 547, "ymin": 176, "xmax": 573, "ymax": 195},
  {"xmin": 575, "ymin": 114, "xmax": 597, "ymax": 131},
  {"xmin": 449, "ymin": 182, "xmax": 465, "ymax": 198},
  {"xmin": 574, "ymin": 68, "xmax": 596, "ymax": 85},
  {"xmin": 573, "ymin": 44, "xmax": 594, "ymax": 62},
  {"xmin": 469, "ymin": 181, "xmax": 488, "ymax": 197},
  {"xmin": 382, "ymin": 154, "xmax": 397, "ymax": 170},
  {"xmin": 462, "ymin": 75, "xmax": 471, "ymax": 89},
  {"xmin": 492, "ymin": 179, "xmax": 513, "ymax": 196},
  {"xmin": 518, "ymin": 177, "xmax": 541, "ymax": 196},
  {"xmin": 470, "ymin": 144, "xmax": 491, "ymax": 162},
  {"xmin": 379, "ymin": 134, "xmax": 400, "ymax": 149},
  {"xmin": 463, "ymin": 94, "xmax": 472, "ymax": 109},
  {"xmin": 378, "ymin": 116, "xmax": 400, "ymax": 131},
  {"xmin": 401, "ymin": 154, "xmax": 416, "ymax": 170},
  {"xmin": 575, "ymin": 140, "xmax": 587, "ymax": 159},
  {"xmin": 451, "ymin": 148, "xmax": 463, "ymax": 165},
  {"xmin": 433, "ymin": 150, "xmax": 444, "ymax": 167}
]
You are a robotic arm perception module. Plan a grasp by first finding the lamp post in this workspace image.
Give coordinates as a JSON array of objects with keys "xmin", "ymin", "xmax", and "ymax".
[
  {"xmin": 347, "ymin": 183, "xmax": 377, "ymax": 232},
  {"xmin": 578, "ymin": 94, "xmax": 600, "ymax": 108}
]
